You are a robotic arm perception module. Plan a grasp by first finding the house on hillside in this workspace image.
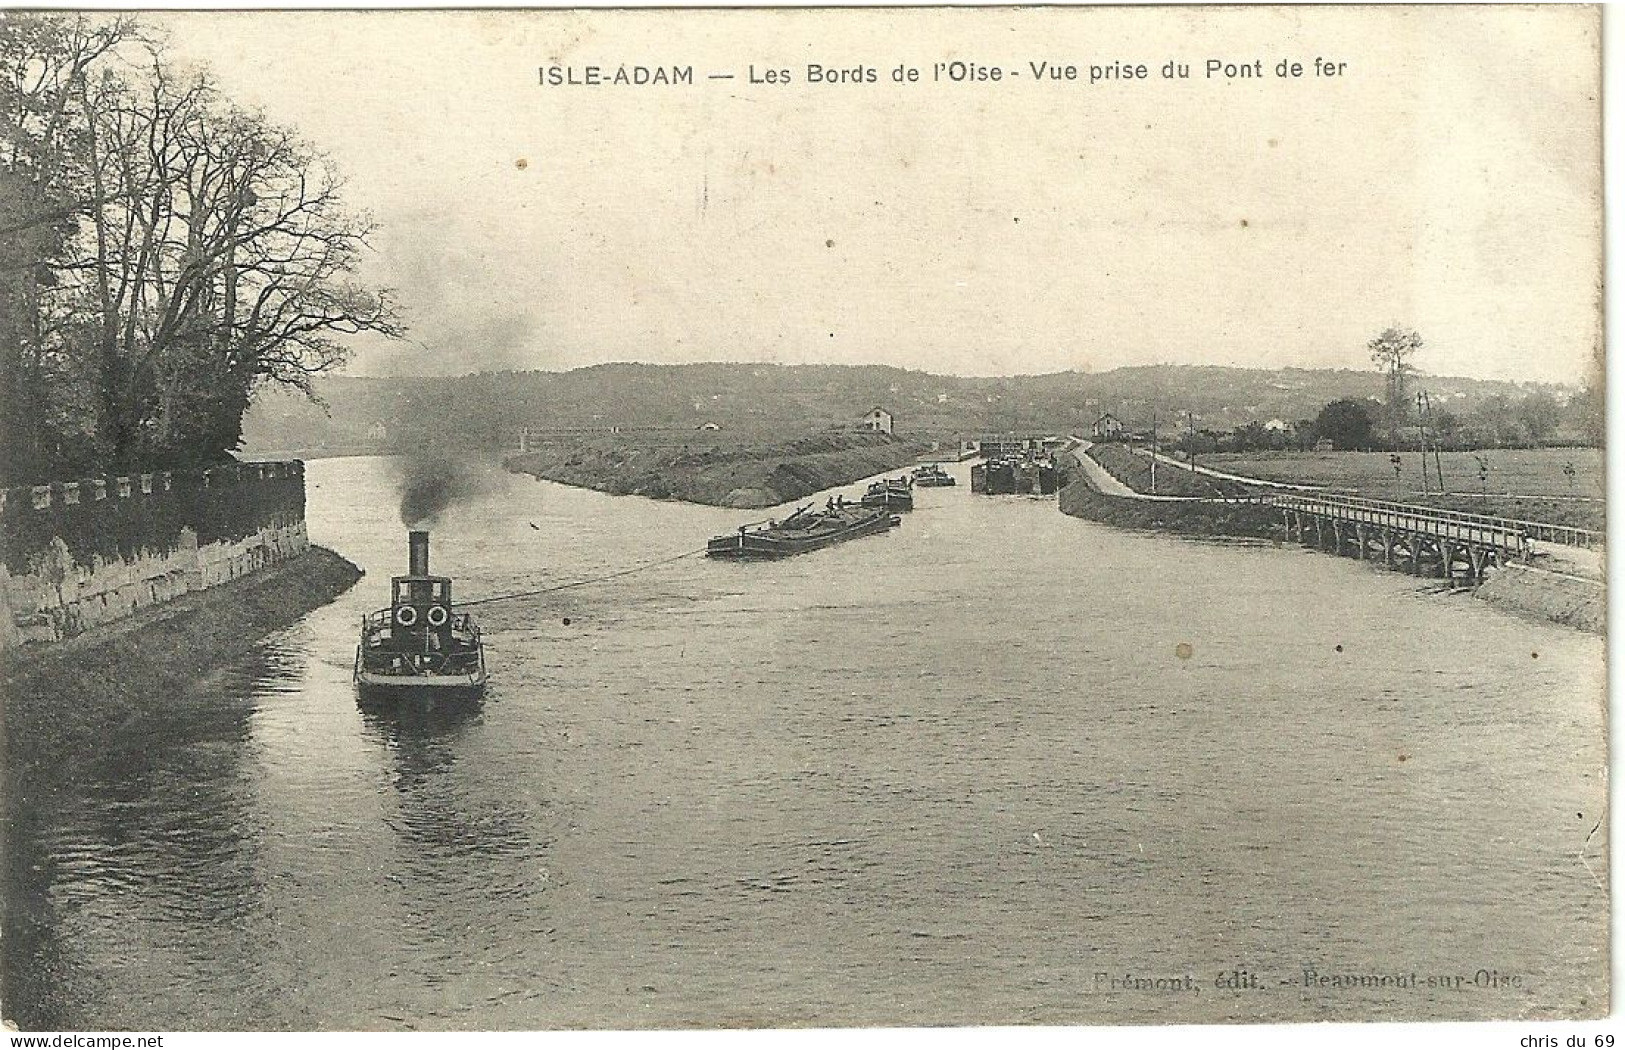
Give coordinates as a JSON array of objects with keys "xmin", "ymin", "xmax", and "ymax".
[
  {"xmin": 1091, "ymin": 413, "xmax": 1123, "ymax": 439},
  {"xmin": 861, "ymin": 406, "xmax": 894, "ymax": 435}
]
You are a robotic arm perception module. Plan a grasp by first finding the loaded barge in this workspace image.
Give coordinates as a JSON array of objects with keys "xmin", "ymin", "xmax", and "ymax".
[
  {"xmin": 707, "ymin": 501, "xmax": 899, "ymax": 559},
  {"xmin": 861, "ymin": 476, "xmax": 914, "ymax": 512}
]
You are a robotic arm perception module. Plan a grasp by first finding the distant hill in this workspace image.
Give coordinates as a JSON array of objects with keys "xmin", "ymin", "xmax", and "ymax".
[{"xmin": 239, "ymin": 362, "xmax": 1578, "ymax": 457}]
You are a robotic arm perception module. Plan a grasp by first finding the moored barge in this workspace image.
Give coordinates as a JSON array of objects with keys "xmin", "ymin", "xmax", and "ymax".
[
  {"xmin": 911, "ymin": 464, "xmax": 957, "ymax": 487},
  {"xmin": 860, "ymin": 477, "xmax": 915, "ymax": 511},
  {"xmin": 972, "ymin": 456, "xmax": 1060, "ymax": 495}
]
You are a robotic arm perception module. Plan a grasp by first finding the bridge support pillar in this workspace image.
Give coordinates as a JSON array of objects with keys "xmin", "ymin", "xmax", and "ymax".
[
  {"xmin": 1407, "ymin": 535, "xmax": 1421, "ymax": 575},
  {"xmin": 1331, "ymin": 521, "xmax": 1344, "ymax": 555},
  {"xmin": 1438, "ymin": 541, "xmax": 1454, "ymax": 581},
  {"xmin": 1381, "ymin": 528, "xmax": 1394, "ymax": 568},
  {"xmin": 1355, "ymin": 523, "xmax": 1368, "ymax": 560}
]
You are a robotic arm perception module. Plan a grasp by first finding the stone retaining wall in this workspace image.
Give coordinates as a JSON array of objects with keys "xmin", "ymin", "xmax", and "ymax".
[{"xmin": 0, "ymin": 462, "xmax": 308, "ymax": 647}]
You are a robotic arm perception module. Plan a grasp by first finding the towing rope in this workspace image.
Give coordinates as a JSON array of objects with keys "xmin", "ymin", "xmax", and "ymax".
[{"xmin": 457, "ymin": 547, "xmax": 708, "ymax": 609}]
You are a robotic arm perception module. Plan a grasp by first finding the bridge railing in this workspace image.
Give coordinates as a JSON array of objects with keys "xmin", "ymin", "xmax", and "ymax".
[
  {"xmin": 1261, "ymin": 492, "xmax": 1597, "ymax": 550},
  {"xmin": 1263, "ymin": 492, "xmax": 1539, "ymax": 553}
]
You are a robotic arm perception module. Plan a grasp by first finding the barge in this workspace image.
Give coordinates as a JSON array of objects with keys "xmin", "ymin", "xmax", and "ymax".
[
  {"xmin": 707, "ymin": 502, "xmax": 900, "ymax": 559},
  {"xmin": 860, "ymin": 477, "xmax": 915, "ymax": 511},
  {"xmin": 971, "ymin": 456, "xmax": 1061, "ymax": 495}
]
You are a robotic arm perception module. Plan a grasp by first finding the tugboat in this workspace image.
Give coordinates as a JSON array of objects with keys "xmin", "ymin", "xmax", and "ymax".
[
  {"xmin": 860, "ymin": 476, "xmax": 914, "ymax": 512},
  {"xmin": 911, "ymin": 464, "xmax": 957, "ymax": 487},
  {"xmin": 707, "ymin": 500, "xmax": 899, "ymax": 559},
  {"xmin": 355, "ymin": 530, "xmax": 487, "ymax": 695}
]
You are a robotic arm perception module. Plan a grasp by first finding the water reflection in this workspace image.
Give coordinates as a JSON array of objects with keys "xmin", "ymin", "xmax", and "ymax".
[
  {"xmin": 358, "ymin": 693, "xmax": 485, "ymax": 752},
  {"xmin": 3, "ymin": 455, "xmax": 1608, "ymax": 1029},
  {"xmin": 3, "ymin": 635, "xmax": 278, "ymax": 1028}
]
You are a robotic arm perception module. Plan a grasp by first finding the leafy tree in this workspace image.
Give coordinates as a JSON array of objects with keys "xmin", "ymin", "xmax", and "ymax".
[
  {"xmin": 1430, "ymin": 409, "xmax": 1463, "ymax": 450},
  {"xmin": 1466, "ymin": 394, "xmax": 1524, "ymax": 448},
  {"xmin": 1516, "ymin": 390, "xmax": 1562, "ymax": 446},
  {"xmin": 1314, "ymin": 398, "xmax": 1376, "ymax": 451},
  {"xmin": 1368, "ymin": 325, "xmax": 1423, "ymax": 446},
  {"xmin": 1564, "ymin": 386, "xmax": 1604, "ymax": 447}
]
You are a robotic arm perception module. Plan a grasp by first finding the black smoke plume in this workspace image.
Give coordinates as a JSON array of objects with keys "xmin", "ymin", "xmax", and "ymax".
[{"xmin": 396, "ymin": 451, "xmax": 486, "ymax": 528}]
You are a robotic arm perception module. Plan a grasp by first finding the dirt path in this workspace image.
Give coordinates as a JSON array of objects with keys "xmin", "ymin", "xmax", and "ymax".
[
  {"xmin": 1129, "ymin": 447, "xmax": 1327, "ymax": 492},
  {"xmin": 1066, "ymin": 441, "xmax": 1194, "ymax": 501}
]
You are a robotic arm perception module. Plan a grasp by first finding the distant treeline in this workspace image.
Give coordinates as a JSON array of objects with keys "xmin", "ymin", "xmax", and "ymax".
[
  {"xmin": 1137, "ymin": 391, "xmax": 1601, "ymax": 456},
  {"xmin": 240, "ymin": 362, "xmax": 1599, "ymax": 458},
  {"xmin": 0, "ymin": 13, "xmax": 397, "ymax": 485}
]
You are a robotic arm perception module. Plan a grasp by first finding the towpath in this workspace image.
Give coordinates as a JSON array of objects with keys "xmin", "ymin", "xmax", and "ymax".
[
  {"xmin": 1126, "ymin": 447, "xmax": 1328, "ymax": 492},
  {"xmin": 1066, "ymin": 440, "xmax": 1196, "ymax": 502}
]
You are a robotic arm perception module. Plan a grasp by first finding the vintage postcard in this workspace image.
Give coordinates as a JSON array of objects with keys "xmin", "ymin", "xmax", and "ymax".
[{"xmin": 0, "ymin": 4, "xmax": 1607, "ymax": 1037}]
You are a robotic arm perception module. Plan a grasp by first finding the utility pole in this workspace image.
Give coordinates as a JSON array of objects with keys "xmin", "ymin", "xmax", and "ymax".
[
  {"xmin": 1416, "ymin": 392, "xmax": 1430, "ymax": 497},
  {"xmin": 1186, "ymin": 410, "xmax": 1197, "ymax": 472},
  {"xmin": 1150, "ymin": 410, "xmax": 1158, "ymax": 494},
  {"xmin": 1422, "ymin": 390, "xmax": 1446, "ymax": 492}
]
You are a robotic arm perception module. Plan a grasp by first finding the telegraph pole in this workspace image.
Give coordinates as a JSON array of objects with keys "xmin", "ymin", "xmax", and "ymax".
[
  {"xmin": 1416, "ymin": 392, "xmax": 1430, "ymax": 497},
  {"xmin": 1150, "ymin": 410, "xmax": 1159, "ymax": 494},
  {"xmin": 1423, "ymin": 391, "xmax": 1446, "ymax": 492}
]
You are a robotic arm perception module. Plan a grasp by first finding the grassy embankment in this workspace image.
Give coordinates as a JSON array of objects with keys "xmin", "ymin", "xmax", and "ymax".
[
  {"xmin": 1203, "ymin": 448, "xmax": 1604, "ymax": 531},
  {"xmin": 1059, "ymin": 445, "xmax": 1281, "ymax": 539},
  {"xmin": 1086, "ymin": 443, "xmax": 1252, "ymax": 499},
  {"xmin": 505, "ymin": 430, "xmax": 933, "ymax": 508}
]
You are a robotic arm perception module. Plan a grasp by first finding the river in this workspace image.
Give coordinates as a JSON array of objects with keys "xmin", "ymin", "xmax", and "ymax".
[{"xmin": 5, "ymin": 455, "xmax": 1607, "ymax": 1029}]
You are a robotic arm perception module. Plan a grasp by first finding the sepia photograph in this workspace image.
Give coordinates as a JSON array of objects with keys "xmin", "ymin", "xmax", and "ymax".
[{"xmin": 0, "ymin": 3, "xmax": 1609, "ymax": 1038}]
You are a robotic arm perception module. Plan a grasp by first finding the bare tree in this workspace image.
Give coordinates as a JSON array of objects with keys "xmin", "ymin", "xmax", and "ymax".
[
  {"xmin": 1, "ymin": 13, "xmax": 402, "ymax": 477},
  {"xmin": 0, "ymin": 12, "xmax": 139, "ymax": 480}
]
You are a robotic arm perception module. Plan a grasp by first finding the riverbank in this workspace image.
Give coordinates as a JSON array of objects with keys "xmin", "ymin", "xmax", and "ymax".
[
  {"xmin": 1057, "ymin": 479, "xmax": 1282, "ymax": 539},
  {"xmin": 505, "ymin": 431, "xmax": 932, "ymax": 507},
  {"xmin": 1058, "ymin": 445, "xmax": 1278, "ymax": 539},
  {"xmin": 2, "ymin": 545, "xmax": 362, "ymax": 769},
  {"xmin": 1474, "ymin": 561, "xmax": 1605, "ymax": 635},
  {"xmin": 1060, "ymin": 458, "xmax": 1606, "ymax": 636}
]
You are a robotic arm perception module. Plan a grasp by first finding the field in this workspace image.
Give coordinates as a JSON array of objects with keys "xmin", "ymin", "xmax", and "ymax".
[{"xmin": 1203, "ymin": 448, "xmax": 1605, "ymax": 531}]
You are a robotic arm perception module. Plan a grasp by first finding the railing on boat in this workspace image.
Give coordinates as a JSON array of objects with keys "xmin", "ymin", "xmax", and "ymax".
[{"xmin": 362, "ymin": 608, "xmax": 481, "ymax": 633}]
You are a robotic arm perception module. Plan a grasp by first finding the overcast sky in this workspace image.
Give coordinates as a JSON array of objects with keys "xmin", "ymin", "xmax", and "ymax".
[{"xmin": 153, "ymin": 6, "xmax": 1601, "ymax": 384}]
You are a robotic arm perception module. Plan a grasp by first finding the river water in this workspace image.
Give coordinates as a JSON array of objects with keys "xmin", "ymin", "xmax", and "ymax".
[{"xmin": 5, "ymin": 455, "xmax": 1607, "ymax": 1029}]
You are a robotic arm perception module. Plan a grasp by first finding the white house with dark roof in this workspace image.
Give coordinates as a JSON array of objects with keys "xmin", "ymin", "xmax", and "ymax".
[
  {"xmin": 1091, "ymin": 412, "xmax": 1123, "ymax": 439},
  {"xmin": 861, "ymin": 406, "xmax": 894, "ymax": 435}
]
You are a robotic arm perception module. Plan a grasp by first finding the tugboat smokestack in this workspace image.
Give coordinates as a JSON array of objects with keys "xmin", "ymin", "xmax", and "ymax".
[{"xmin": 409, "ymin": 530, "xmax": 430, "ymax": 576}]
